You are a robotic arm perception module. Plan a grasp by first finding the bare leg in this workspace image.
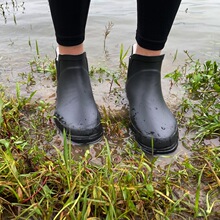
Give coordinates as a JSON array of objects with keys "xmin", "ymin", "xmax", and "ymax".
[
  {"xmin": 58, "ymin": 43, "xmax": 84, "ymax": 55},
  {"xmin": 134, "ymin": 43, "xmax": 161, "ymax": 56}
]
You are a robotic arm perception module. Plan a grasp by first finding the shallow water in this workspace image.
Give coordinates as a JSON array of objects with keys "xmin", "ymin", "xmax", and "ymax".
[
  {"xmin": 0, "ymin": 0, "xmax": 220, "ymax": 161},
  {"xmin": 1, "ymin": 0, "xmax": 220, "ymax": 70}
]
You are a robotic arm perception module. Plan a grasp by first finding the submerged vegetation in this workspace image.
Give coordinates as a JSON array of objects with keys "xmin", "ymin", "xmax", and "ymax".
[
  {"xmin": 0, "ymin": 47, "xmax": 219, "ymax": 219},
  {"xmin": 0, "ymin": 0, "xmax": 25, "ymax": 24}
]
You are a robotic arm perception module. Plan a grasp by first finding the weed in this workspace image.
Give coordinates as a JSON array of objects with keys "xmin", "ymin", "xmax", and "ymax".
[
  {"xmin": 165, "ymin": 52, "xmax": 220, "ymax": 142},
  {"xmin": 119, "ymin": 44, "xmax": 130, "ymax": 75},
  {"xmin": 0, "ymin": 87, "xmax": 219, "ymax": 219},
  {"xmin": 0, "ymin": 49, "xmax": 220, "ymax": 219},
  {"xmin": 103, "ymin": 21, "xmax": 114, "ymax": 52},
  {"xmin": 0, "ymin": 0, "xmax": 25, "ymax": 24},
  {"xmin": 29, "ymin": 41, "xmax": 56, "ymax": 81}
]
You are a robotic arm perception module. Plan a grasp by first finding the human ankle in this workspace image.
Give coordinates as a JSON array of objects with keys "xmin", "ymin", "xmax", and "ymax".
[
  {"xmin": 133, "ymin": 44, "xmax": 161, "ymax": 57},
  {"xmin": 58, "ymin": 44, "xmax": 84, "ymax": 55}
]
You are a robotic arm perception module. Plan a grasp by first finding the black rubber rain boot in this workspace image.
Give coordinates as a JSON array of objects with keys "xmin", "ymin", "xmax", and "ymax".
[
  {"xmin": 126, "ymin": 53, "xmax": 178, "ymax": 154},
  {"xmin": 54, "ymin": 52, "xmax": 103, "ymax": 144}
]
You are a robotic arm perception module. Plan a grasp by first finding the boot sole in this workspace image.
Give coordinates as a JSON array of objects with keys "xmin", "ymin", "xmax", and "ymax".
[
  {"xmin": 130, "ymin": 124, "xmax": 178, "ymax": 155},
  {"xmin": 137, "ymin": 139, "xmax": 178, "ymax": 155},
  {"xmin": 69, "ymin": 131, "xmax": 103, "ymax": 145},
  {"xmin": 54, "ymin": 118, "xmax": 103, "ymax": 145}
]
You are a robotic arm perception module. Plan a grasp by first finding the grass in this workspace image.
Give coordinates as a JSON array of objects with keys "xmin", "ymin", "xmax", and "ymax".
[
  {"xmin": 165, "ymin": 51, "xmax": 220, "ymax": 142},
  {"xmin": 0, "ymin": 50, "xmax": 219, "ymax": 219}
]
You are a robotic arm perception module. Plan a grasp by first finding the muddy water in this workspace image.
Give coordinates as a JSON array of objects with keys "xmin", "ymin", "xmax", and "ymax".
[
  {"xmin": 0, "ymin": 0, "xmax": 220, "ymax": 161},
  {"xmin": 1, "ymin": 0, "xmax": 220, "ymax": 72}
]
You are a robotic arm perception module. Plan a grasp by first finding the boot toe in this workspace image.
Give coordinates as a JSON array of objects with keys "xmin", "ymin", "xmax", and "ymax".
[
  {"xmin": 54, "ymin": 112, "xmax": 103, "ymax": 144},
  {"xmin": 130, "ymin": 106, "xmax": 178, "ymax": 154},
  {"xmin": 131, "ymin": 121, "xmax": 178, "ymax": 155}
]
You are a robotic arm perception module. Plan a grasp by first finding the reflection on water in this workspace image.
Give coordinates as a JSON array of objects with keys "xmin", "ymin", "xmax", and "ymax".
[{"xmin": 0, "ymin": 0, "xmax": 220, "ymax": 162}]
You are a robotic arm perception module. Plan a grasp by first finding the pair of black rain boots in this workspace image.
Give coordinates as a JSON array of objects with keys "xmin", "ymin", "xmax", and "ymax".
[{"xmin": 54, "ymin": 52, "xmax": 178, "ymax": 154}]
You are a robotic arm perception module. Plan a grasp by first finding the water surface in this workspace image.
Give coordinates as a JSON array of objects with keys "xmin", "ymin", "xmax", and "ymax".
[{"xmin": 1, "ymin": 0, "xmax": 220, "ymax": 70}]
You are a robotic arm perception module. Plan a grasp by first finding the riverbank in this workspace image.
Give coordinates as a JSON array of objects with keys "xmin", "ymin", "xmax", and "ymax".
[
  {"xmin": 0, "ymin": 1, "xmax": 220, "ymax": 218},
  {"xmin": 0, "ymin": 50, "xmax": 219, "ymax": 219}
]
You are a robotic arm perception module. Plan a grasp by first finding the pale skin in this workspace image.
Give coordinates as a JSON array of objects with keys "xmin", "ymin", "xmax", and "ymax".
[{"xmin": 58, "ymin": 43, "xmax": 161, "ymax": 57}]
